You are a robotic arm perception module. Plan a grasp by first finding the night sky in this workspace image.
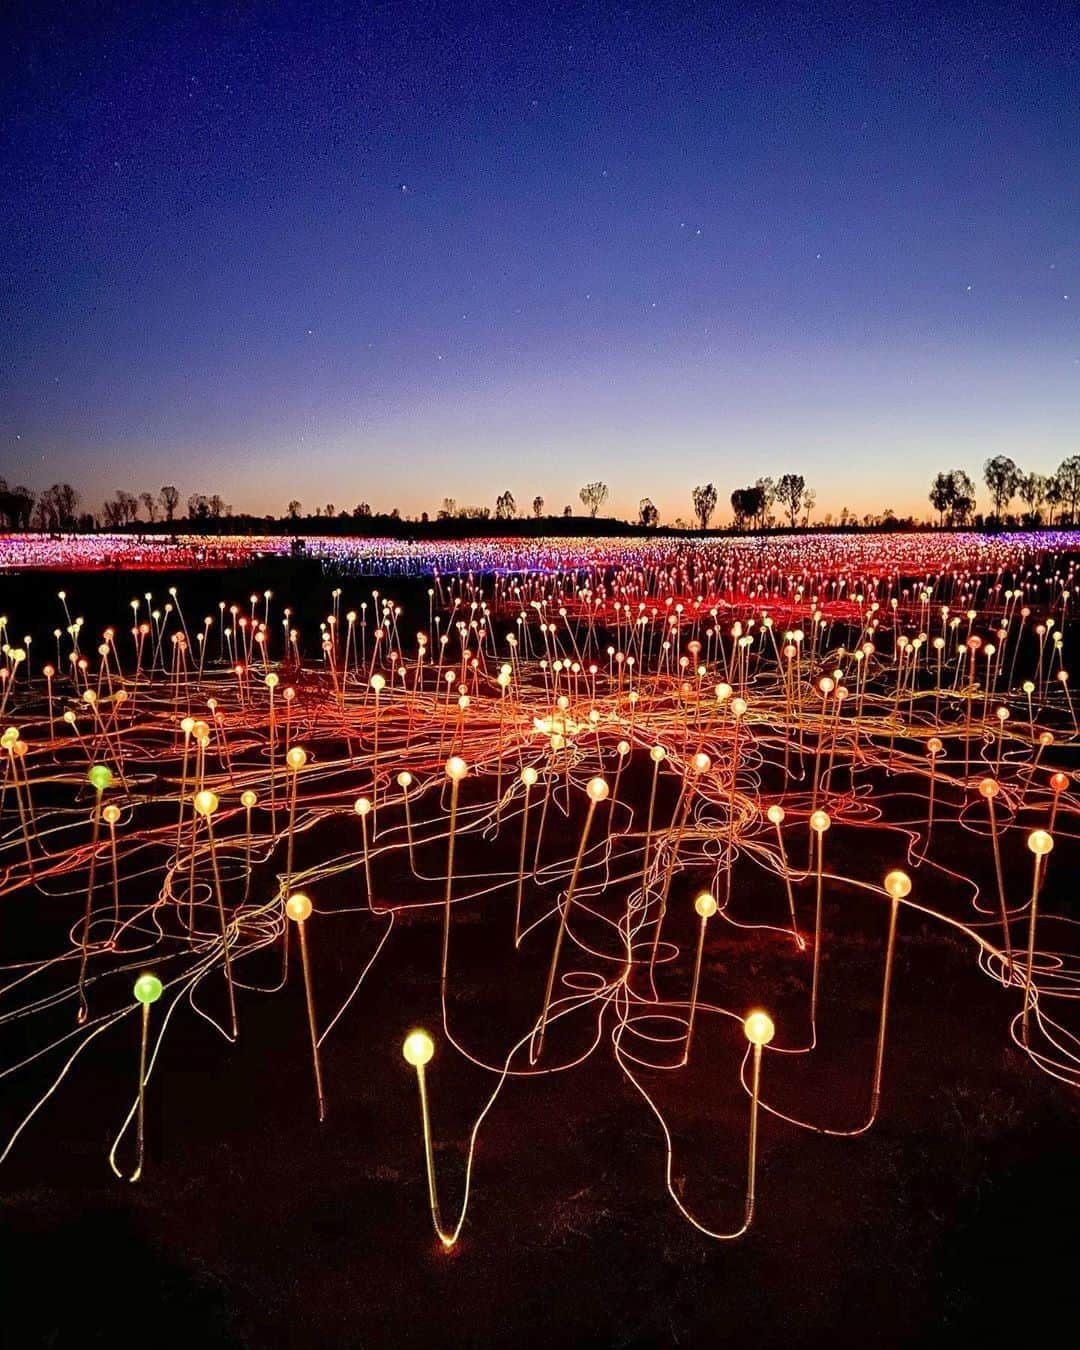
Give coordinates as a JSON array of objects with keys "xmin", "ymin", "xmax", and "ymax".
[{"xmin": 2, "ymin": 1, "xmax": 1077, "ymax": 521}]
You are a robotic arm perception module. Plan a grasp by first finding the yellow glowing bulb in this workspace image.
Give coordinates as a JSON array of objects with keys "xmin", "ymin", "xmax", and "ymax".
[
  {"xmin": 650, "ymin": 745, "xmax": 666, "ymax": 763},
  {"xmin": 286, "ymin": 746, "xmax": 308, "ymax": 770},
  {"xmin": 241, "ymin": 790, "xmax": 257, "ymax": 808},
  {"xmin": 692, "ymin": 752, "xmax": 711, "ymax": 773},
  {"xmin": 354, "ymin": 796, "xmax": 372, "ymax": 816},
  {"xmin": 810, "ymin": 809, "xmax": 830, "ymax": 833},
  {"xmin": 884, "ymin": 870, "xmax": 911, "ymax": 899},
  {"xmin": 286, "ymin": 893, "xmax": 312, "ymax": 922},
  {"xmin": 586, "ymin": 776, "xmax": 609, "ymax": 802},
  {"xmin": 445, "ymin": 756, "xmax": 468, "ymax": 781},
  {"xmin": 265, "ymin": 672, "xmax": 279, "ymax": 688},
  {"xmin": 521, "ymin": 766, "xmax": 538, "ymax": 787},
  {"xmin": 731, "ymin": 697, "xmax": 748, "ymax": 717},
  {"xmin": 402, "ymin": 1029, "xmax": 435, "ymax": 1067},
  {"xmin": 193, "ymin": 789, "xmax": 218, "ymax": 817},
  {"xmin": 743, "ymin": 1011, "xmax": 775, "ymax": 1046},
  {"xmin": 397, "ymin": 771, "xmax": 413, "ymax": 788},
  {"xmin": 766, "ymin": 804, "xmax": 784, "ymax": 825},
  {"xmin": 370, "ymin": 674, "xmax": 385, "ymax": 692},
  {"xmin": 978, "ymin": 777, "xmax": 999, "ymax": 799},
  {"xmin": 694, "ymin": 892, "xmax": 717, "ymax": 918},
  {"xmin": 1028, "ymin": 829, "xmax": 1054, "ymax": 857}
]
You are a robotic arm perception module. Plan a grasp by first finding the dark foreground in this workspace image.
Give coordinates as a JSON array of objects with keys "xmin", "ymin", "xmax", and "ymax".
[{"xmin": 0, "ymin": 564, "xmax": 1077, "ymax": 1348}]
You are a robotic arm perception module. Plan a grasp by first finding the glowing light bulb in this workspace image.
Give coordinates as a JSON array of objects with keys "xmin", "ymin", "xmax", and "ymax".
[
  {"xmin": 402, "ymin": 1029, "xmax": 434, "ymax": 1066},
  {"xmin": 133, "ymin": 974, "xmax": 162, "ymax": 1005},
  {"xmin": 286, "ymin": 746, "xmax": 308, "ymax": 770},
  {"xmin": 521, "ymin": 766, "xmax": 538, "ymax": 787},
  {"xmin": 586, "ymin": 776, "xmax": 609, "ymax": 802},
  {"xmin": 445, "ymin": 756, "xmax": 468, "ymax": 781},
  {"xmin": 767, "ymin": 804, "xmax": 784, "ymax": 824},
  {"xmin": 979, "ymin": 778, "xmax": 999, "ymax": 799},
  {"xmin": 194, "ymin": 789, "xmax": 218, "ymax": 816},
  {"xmin": 88, "ymin": 764, "xmax": 113, "ymax": 792},
  {"xmin": 241, "ymin": 790, "xmax": 257, "ymax": 808},
  {"xmin": 884, "ymin": 870, "xmax": 911, "ymax": 899},
  {"xmin": 354, "ymin": 796, "xmax": 372, "ymax": 816},
  {"xmin": 743, "ymin": 1011, "xmax": 775, "ymax": 1046},
  {"xmin": 694, "ymin": 891, "xmax": 717, "ymax": 918},
  {"xmin": 286, "ymin": 893, "xmax": 312, "ymax": 922},
  {"xmin": 810, "ymin": 809, "xmax": 830, "ymax": 833},
  {"xmin": 397, "ymin": 771, "xmax": 413, "ymax": 788},
  {"xmin": 650, "ymin": 745, "xmax": 666, "ymax": 763},
  {"xmin": 370, "ymin": 674, "xmax": 385, "ymax": 692},
  {"xmin": 1028, "ymin": 829, "xmax": 1054, "ymax": 856},
  {"xmin": 103, "ymin": 805, "xmax": 121, "ymax": 825}
]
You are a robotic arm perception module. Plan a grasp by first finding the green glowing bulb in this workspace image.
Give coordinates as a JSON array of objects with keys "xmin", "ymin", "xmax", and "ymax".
[
  {"xmin": 133, "ymin": 973, "xmax": 162, "ymax": 1005},
  {"xmin": 88, "ymin": 764, "xmax": 113, "ymax": 792}
]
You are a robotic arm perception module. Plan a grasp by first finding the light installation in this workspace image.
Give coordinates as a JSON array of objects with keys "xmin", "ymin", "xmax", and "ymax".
[{"xmin": 0, "ymin": 530, "xmax": 1076, "ymax": 1249}]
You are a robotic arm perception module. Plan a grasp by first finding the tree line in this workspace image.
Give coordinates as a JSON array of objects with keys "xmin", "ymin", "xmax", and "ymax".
[
  {"xmin": 3, "ymin": 462, "xmax": 1080, "ymax": 534},
  {"xmin": 928, "ymin": 456, "xmax": 1080, "ymax": 528}
]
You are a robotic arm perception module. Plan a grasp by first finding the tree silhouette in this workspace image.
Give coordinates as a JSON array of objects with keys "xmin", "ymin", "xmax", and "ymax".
[
  {"xmin": 639, "ymin": 497, "xmax": 659, "ymax": 527},
  {"xmin": 983, "ymin": 455, "xmax": 1020, "ymax": 518},
  {"xmin": 34, "ymin": 483, "xmax": 80, "ymax": 530},
  {"xmin": 1055, "ymin": 455, "xmax": 1080, "ymax": 523},
  {"xmin": 1045, "ymin": 474, "xmax": 1065, "ymax": 526},
  {"xmin": 774, "ymin": 473, "xmax": 805, "ymax": 528},
  {"xmin": 928, "ymin": 472, "xmax": 954, "ymax": 525},
  {"xmin": 691, "ymin": 483, "xmax": 717, "ymax": 529},
  {"xmin": 287, "ymin": 500, "xmax": 302, "ymax": 519},
  {"xmin": 139, "ymin": 491, "xmax": 158, "ymax": 522},
  {"xmin": 532, "ymin": 494, "xmax": 544, "ymax": 518},
  {"xmin": 579, "ymin": 482, "xmax": 608, "ymax": 517},
  {"xmin": 0, "ymin": 479, "xmax": 35, "ymax": 529},
  {"xmin": 159, "ymin": 485, "xmax": 180, "ymax": 522},
  {"xmin": 495, "ymin": 490, "xmax": 516, "ymax": 519},
  {"xmin": 1018, "ymin": 472, "xmax": 1047, "ymax": 522},
  {"xmin": 802, "ymin": 488, "xmax": 816, "ymax": 527}
]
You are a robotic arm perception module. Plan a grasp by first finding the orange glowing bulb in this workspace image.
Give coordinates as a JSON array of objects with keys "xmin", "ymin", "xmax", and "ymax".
[
  {"xmin": 402, "ymin": 1030, "xmax": 434, "ymax": 1066},
  {"xmin": 884, "ymin": 870, "xmax": 911, "ymax": 899},
  {"xmin": 694, "ymin": 892, "xmax": 717, "ymax": 918},
  {"xmin": 743, "ymin": 1011, "xmax": 776, "ymax": 1046},
  {"xmin": 286, "ymin": 893, "xmax": 312, "ymax": 922}
]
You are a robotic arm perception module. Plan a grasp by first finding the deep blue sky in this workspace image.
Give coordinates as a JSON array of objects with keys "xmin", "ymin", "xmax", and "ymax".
[{"xmin": 2, "ymin": 0, "xmax": 1077, "ymax": 521}]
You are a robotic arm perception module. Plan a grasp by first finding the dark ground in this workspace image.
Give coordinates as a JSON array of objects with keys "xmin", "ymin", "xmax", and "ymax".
[{"xmin": 0, "ymin": 564, "xmax": 1077, "ymax": 1349}]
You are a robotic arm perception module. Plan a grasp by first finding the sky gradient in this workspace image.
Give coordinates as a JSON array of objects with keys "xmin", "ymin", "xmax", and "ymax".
[{"xmin": 2, "ymin": 1, "xmax": 1078, "ymax": 522}]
